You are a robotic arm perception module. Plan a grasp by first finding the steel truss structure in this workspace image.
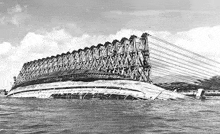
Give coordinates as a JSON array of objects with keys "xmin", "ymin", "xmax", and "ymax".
[{"xmin": 14, "ymin": 33, "xmax": 151, "ymax": 87}]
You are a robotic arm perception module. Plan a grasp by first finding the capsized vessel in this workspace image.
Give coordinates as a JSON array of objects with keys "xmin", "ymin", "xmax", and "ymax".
[{"xmin": 7, "ymin": 33, "xmax": 188, "ymax": 100}]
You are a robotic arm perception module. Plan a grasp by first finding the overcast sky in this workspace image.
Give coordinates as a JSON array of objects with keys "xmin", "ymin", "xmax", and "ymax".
[{"xmin": 1, "ymin": 0, "xmax": 220, "ymax": 89}]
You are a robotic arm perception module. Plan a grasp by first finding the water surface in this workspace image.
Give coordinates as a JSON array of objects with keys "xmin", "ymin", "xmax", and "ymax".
[{"xmin": 1, "ymin": 97, "xmax": 220, "ymax": 134}]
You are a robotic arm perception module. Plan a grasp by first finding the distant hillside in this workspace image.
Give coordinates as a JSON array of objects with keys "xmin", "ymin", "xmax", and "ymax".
[
  {"xmin": 152, "ymin": 75, "xmax": 199, "ymax": 84},
  {"xmin": 197, "ymin": 76, "xmax": 220, "ymax": 90},
  {"xmin": 152, "ymin": 75, "xmax": 220, "ymax": 91}
]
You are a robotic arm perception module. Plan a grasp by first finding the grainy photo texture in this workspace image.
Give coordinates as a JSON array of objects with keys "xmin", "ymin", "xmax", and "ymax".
[{"xmin": 1, "ymin": 0, "xmax": 220, "ymax": 133}]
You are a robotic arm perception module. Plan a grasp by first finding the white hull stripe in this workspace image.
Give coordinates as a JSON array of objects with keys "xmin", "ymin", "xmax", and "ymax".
[{"xmin": 7, "ymin": 86, "xmax": 142, "ymax": 97}]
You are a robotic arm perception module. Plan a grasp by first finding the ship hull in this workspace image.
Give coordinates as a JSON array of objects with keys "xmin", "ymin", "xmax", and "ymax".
[{"xmin": 7, "ymin": 80, "xmax": 187, "ymax": 100}]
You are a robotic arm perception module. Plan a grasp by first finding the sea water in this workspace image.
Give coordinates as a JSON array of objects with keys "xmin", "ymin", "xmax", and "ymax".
[{"xmin": 0, "ymin": 97, "xmax": 220, "ymax": 134}]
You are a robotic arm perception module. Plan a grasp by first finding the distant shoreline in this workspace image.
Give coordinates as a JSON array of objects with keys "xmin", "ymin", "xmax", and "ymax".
[{"xmin": 182, "ymin": 90, "xmax": 220, "ymax": 97}]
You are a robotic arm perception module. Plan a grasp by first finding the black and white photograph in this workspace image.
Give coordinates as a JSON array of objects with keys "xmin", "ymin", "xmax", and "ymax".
[{"xmin": 1, "ymin": 0, "xmax": 220, "ymax": 133}]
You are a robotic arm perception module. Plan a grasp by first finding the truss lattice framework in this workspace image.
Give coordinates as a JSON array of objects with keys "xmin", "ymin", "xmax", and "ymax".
[{"xmin": 15, "ymin": 33, "xmax": 151, "ymax": 85}]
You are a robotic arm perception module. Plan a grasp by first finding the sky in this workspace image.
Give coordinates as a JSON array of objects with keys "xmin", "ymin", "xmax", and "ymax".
[{"xmin": 1, "ymin": 0, "xmax": 220, "ymax": 89}]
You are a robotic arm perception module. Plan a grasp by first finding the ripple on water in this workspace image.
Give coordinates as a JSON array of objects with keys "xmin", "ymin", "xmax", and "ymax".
[{"xmin": 1, "ymin": 97, "xmax": 220, "ymax": 133}]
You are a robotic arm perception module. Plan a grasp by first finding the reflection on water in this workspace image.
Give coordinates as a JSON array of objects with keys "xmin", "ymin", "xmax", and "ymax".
[{"xmin": 1, "ymin": 97, "xmax": 220, "ymax": 134}]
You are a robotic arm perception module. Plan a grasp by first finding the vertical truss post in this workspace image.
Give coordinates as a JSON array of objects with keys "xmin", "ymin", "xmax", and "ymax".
[{"xmin": 141, "ymin": 33, "xmax": 151, "ymax": 82}]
